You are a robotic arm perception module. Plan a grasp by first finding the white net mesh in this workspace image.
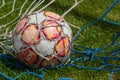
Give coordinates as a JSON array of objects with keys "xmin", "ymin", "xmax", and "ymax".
[{"xmin": 0, "ymin": 0, "xmax": 83, "ymax": 54}]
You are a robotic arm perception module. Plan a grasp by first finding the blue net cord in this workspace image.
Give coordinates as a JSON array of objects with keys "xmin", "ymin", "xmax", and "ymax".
[
  {"xmin": 72, "ymin": 0, "xmax": 120, "ymax": 43},
  {"xmin": 59, "ymin": 77, "xmax": 74, "ymax": 80},
  {"xmin": 101, "ymin": 0, "xmax": 120, "ymax": 26},
  {"xmin": 69, "ymin": 0, "xmax": 120, "ymax": 80},
  {"xmin": 0, "ymin": 0, "xmax": 120, "ymax": 80},
  {"xmin": 0, "ymin": 54, "xmax": 44, "ymax": 80}
]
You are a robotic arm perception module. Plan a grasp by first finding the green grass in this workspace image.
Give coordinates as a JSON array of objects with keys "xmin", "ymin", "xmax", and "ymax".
[{"xmin": 0, "ymin": 0, "xmax": 120, "ymax": 80}]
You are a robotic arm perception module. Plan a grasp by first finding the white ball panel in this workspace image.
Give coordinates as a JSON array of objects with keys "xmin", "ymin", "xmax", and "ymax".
[
  {"xmin": 36, "ymin": 39, "xmax": 56, "ymax": 56},
  {"xmin": 37, "ymin": 12, "xmax": 46, "ymax": 24},
  {"xmin": 13, "ymin": 34, "xmax": 23, "ymax": 52},
  {"xmin": 28, "ymin": 14, "xmax": 37, "ymax": 24},
  {"xmin": 62, "ymin": 23, "xmax": 72, "ymax": 38}
]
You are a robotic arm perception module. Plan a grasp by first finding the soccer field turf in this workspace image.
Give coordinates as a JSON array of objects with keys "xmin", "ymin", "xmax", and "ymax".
[{"xmin": 0, "ymin": 0, "xmax": 120, "ymax": 80}]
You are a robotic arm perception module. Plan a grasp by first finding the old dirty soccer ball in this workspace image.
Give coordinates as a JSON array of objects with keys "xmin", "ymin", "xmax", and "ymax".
[{"xmin": 12, "ymin": 11, "xmax": 72, "ymax": 68}]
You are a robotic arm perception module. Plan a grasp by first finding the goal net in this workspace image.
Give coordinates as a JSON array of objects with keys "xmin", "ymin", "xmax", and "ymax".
[{"xmin": 0, "ymin": 0, "xmax": 120, "ymax": 80}]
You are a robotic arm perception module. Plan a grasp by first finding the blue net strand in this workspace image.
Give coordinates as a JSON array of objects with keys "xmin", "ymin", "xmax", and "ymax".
[
  {"xmin": 101, "ymin": 0, "xmax": 120, "ymax": 26},
  {"xmin": 59, "ymin": 77, "xmax": 74, "ymax": 80},
  {"xmin": 69, "ymin": 0, "xmax": 120, "ymax": 80},
  {"xmin": 0, "ymin": 0, "xmax": 120, "ymax": 80},
  {"xmin": 111, "ymin": 32, "xmax": 120, "ymax": 45},
  {"xmin": 0, "ymin": 54, "xmax": 45, "ymax": 80}
]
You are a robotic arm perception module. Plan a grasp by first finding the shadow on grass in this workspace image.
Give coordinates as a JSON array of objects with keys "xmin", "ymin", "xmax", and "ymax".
[
  {"xmin": 0, "ymin": 54, "xmax": 44, "ymax": 80},
  {"xmin": 0, "ymin": 54, "xmax": 27, "ymax": 71},
  {"xmin": 48, "ymin": 0, "xmax": 120, "ymax": 33}
]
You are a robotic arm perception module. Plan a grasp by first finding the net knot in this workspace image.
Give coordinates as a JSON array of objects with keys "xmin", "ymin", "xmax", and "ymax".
[
  {"xmin": 95, "ymin": 48, "xmax": 100, "ymax": 52},
  {"xmin": 89, "ymin": 48, "xmax": 100, "ymax": 60}
]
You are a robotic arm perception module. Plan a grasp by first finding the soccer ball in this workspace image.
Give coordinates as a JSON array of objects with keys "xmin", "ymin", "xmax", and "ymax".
[{"xmin": 12, "ymin": 11, "xmax": 72, "ymax": 68}]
